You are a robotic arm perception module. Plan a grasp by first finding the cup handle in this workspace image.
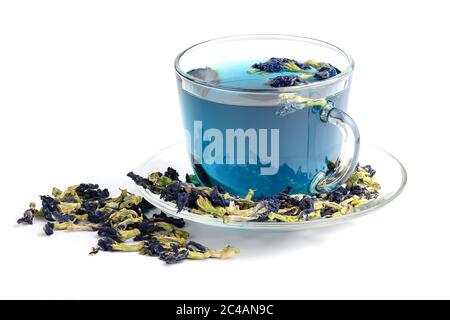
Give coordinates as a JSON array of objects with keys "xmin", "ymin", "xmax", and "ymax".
[{"xmin": 309, "ymin": 102, "xmax": 361, "ymax": 194}]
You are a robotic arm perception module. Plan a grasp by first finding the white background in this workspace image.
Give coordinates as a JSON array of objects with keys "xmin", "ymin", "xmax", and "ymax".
[{"xmin": 0, "ymin": 0, "xmax": 448, "ymax": 300}]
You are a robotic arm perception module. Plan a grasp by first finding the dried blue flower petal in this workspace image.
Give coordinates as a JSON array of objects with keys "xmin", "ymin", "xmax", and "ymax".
[
  {"xmin": 361, "ymin": 164, "xmax": 376, "ymax": 177},
  {"xmin": 295, "ymin": 62, "xmax": 312, "ymax": 70},
  {"xmin": 127, "ymin": 172, "xmax": 153, "ymax": 189},
  {"xmin": 298, "ymin": 197, "xmax": 315, "ymax": 214},
  {"xmin": 43, "ymin": 222, "xmax": 54, "ymax": 236},
  {"xmin": 98, "ymin": 237, "xmax": 115, "ymax": 251},
  {"xmin": 150, "ymin": 212, "xmax": 185, "ymax": 228},
  {"xmin": 268, "ymin": 75, "xmax": 307, "ymax": 87},
  {"xmin": 88, "ymin": 210, "xmax": 108, "ymax": 223},
  {"xmin": 75, "ymin": 184, "xmax": 109, "ymax": 201},
  {"xmin": 160, "ymin": 182, "xmax": 183, "ymax": 202},
  {"xmin": 17, "ymin": 203, "xmax": 37, "ymax": 225},
  {"xmin": 40, "ymin": 195, "xmax": 60, "ymax": 221},
  {"xmin": 164, "ymin": 167, "xmax": 180, "ymax": 181},
  {"xmin": 252, "ymin": 58, "xmax": 286, "ymax": 72},
  {"xmin": 176, "ymin": 192, "xmax": 189, "ymax": 213},
  {"xmin": 314, "ymin": 65, "xmax": 339, "ymax": 80},
  {"xmin": 263, "ymin": 198, "xmax": 282, "ymax": 213},
  {"xmin": 158, "ymin": 244, "xmax": 189, "ymax": 264},
  {"xmin": 98, "ymin": 226, "xmax": 120, "ymax": 241},
  {"xmin": 187, "ymin": 241, "xmax": 208, "ymax": 253},
  {"xmin": 210, "ymin": 186, "xmax": 230, "ymax": 207},
  {"xmin": 348, "ymin": 185, "xmax": 364, "ymax": 197},
  {"xmin": 328, "ymin": 186, "xmax": 349, "ymax": 203}
]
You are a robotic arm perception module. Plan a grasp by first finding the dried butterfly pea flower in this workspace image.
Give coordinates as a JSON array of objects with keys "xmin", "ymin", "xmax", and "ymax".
[
  {"xmin": 75, "ymin": 184, "xmax": 110, "ymax": 202},
  {"xmin": 135, "ymin": 164, "xmax": 380, "ymax": 225},
  {"xmin": 98, "ymin": 225, "xmax": 120, "ymax": 241},
  {"xmin": 160, "ymin": 181, "xmax": 183, "ymax": 202},
  {"xmin": 314, "ymin": 65, "xmax": 339, "ymax": 80},
  {"xmin": 98, "ymin": 237, "xmax": 145, "ymax": 252},
  {"xmin": 187, "ymin": 241, "xmax": 208, "ymax": 253},
  {"xmin": 347, "ymin": 165, "xmax": 381, "ymax": 191},
  {"xmin": 98, "ymin": 225, "xmax": 141, "ymax": 242},
  {"xmin": 40, "ymin": 195, "xmax": 62, "ymax": 222},
  {"xmin": 150, "ymin": 212, "xmax": 185, "ymax": 228},
  {"xmin": 164, "ymin": 167, "xmax": 180, "ymax": 181},
  {"xmin": 157, "ymin": 243, "xmax": 189, "ymax": 264},
  {"xmin": 276, "ymin": 94, "xmax": 328, "ymax": 118},
  {"xmin": 361, "ymin": 164, "xmax": 376, "ymax": 177},
  {"xmin": 176, "ymin": 192, "xmax": 189, "ymax": 213},
  {"xmin": 186, "ymin": 245, "xmax": 239, "ymax": 260},
  {"xmin": 210, "ymin": 246, "xmax": 240, "ymax": 260},
  {"xmin": 268, "ymin": 212, "xmax": 299, "ymax": 223},
  {"xmin": 303, "ymin": 59, "xmax": 329, "ymax": 69},
  {"xmin": 127, "ymin": 172, "xmax": 153, "ymax": 189},
  {"xmin": 152, "ymin": 234, "xmax": 187, "ymax": 247},
  {"xmin": 17, "ymin": 202, "xmax": 38, "ymax": 225},
  {"xmin": 44, "ymin": 221, "xmax": 101, "ymax": 236},
  {"xmin": 210, "ymin": 186, "xmax": 230, "ymax": 208},
  {"xmin": 251, "ymin": 58, "xmax": 286, "ymax": 73},
  {"xmin": 195, "ymin": 196, "xmax": 227, "ymax": 217},
  {"xmin": 21, "ymin": 182, "xmax": 236, "ymax": 264},
  {"xmin": 268, "ymin": 75, "xmax": 307, "ymax": 87},
  {"xmin": 251, "ymin": 58, "xmax": 314, "ymax": 74},
  {"xmin": 43, "ymin": 222, "xmax": 54, "ymax": 235}
]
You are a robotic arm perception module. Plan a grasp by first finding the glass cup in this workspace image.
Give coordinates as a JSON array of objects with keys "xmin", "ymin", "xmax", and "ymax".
[{"xmin": 175, "ymin": 35, "xmax": 358, "ymax": 197}]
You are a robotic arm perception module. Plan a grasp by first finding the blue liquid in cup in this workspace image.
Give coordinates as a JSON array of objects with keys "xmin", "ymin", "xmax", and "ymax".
[{"xmin": 178, "ymin": 61, "xmax": 350, "ymax": 197}]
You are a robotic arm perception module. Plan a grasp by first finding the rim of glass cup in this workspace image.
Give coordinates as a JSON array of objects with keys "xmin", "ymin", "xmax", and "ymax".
[{"xmin": 174, "ymin": 34, "xmax": 355, "ymax": 93}]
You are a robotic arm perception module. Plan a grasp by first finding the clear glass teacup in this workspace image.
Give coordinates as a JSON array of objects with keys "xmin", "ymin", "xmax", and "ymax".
[{"xmin": 175, "ymin": 35, "xmax": 358, "ymax": 197}]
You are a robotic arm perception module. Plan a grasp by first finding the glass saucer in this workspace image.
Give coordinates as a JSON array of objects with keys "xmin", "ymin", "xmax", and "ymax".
[{"xmin": 134, "ymin": 142, "xmax": 407, "ymax": 231}]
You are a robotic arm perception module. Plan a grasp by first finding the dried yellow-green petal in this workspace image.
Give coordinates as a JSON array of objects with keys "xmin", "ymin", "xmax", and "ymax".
[
  {"xmin": 304, "ymin": 59, "xmax": 328, "ymax": 69},
  {"xmin": 322, "ymin": 201, "xmax": 344, "ymax": 210},
  {"xmin": 55, "ymin": 187, "xmax": 82, "ymax": 203},
  {"xmin": 340, "ymin": 195, "xmax": 360, "ymax": 206},
  {"xmin": 268, "ymin": 212, "xmax": 299, "ymax": 222},
  {"xmin": 51, "ymin": 221, "xmax": 102, "ymax": 232},
  {"xmin": 74, "ymin": 214, "xmax": 89, "ymax": 222},
  {"xmin": 210, "ymin": 246, "xmax": 240, "ymax": 259},
  {"xmin": 299, "ymin": 74, "xmax": 314, "ymax": 80},
  {"xmin": 188, "ymin": 251, "xmax": 212, "ymax": 260},
  {"xmin": 247, "ymin": 67, "xmax": 259, "ymax": 74},
  {"xmin": 52, "ymin": 187, "xmax": 62, "ymax": 198},
  {"xmin": 57, "ymin": 202, "xmax": 81, "ymax": 215},
  {"xmin": 119, "ymin": 194, "xmax": 143, "ymax": 209},
  {"xmin": 174, "ymin": 229, "xmax": 190, "ymax": 239},
  {"xmin": 108, "ymin": 209, "xmax": 139, "ymax": 224},
  {"xmin": 244, "ymin": 189, "xmax": 255, "ymax": 201},
  {"xmin": 154, "ymin": 221, "xmax": 175, "ymax": 233},
  {"xmin": 152, "ymin": 235, "xmax": 187, "ymax": 247},
  {"xmin": 115, "ymin": 217, "xmax": 143, "ymax": 229},
  {"xmin": 351, "ymin": 198, "xmax": 369, "ymax": 207},
  {"xmin": 283, "ymin": 61, "xmax": 303, "ymax": 72},
  {"xmin": 196, "ymin": 196, "xmax": 226, "ymax": 217},
  {"xmin": 118, "ymin": 228, "xmax": 141, "ymax": 242},
  {"xmin": 307, "ymin": 210, "xmax": 322, "ymax": 220},
  {"xmin": 277, "ymin": 207, "xmax": 299, "ymax": 216},
  {"xmin": 112, "ymin": 241, "xmax": 145, "ymax": 252}
]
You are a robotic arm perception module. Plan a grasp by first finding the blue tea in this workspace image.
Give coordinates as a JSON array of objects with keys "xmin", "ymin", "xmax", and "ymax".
[{"xmin": 177, "ymin": 60, "xmax": 352, "ymax": 197}]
